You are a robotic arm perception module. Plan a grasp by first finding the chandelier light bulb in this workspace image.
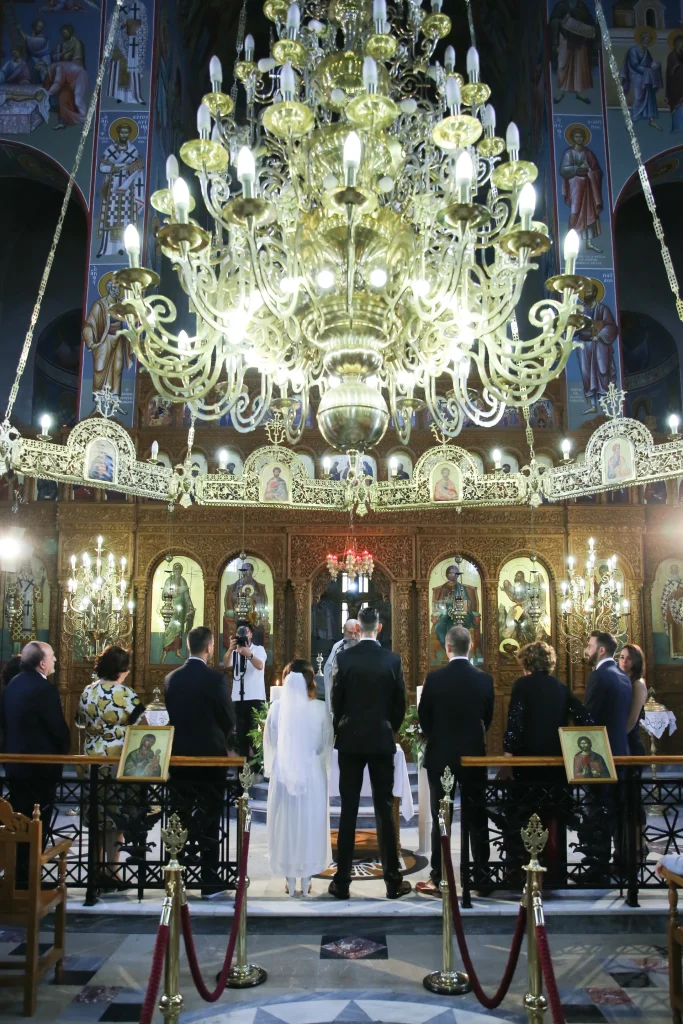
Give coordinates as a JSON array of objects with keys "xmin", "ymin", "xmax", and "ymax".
[
  {"xmin": 372, "ymin": 0, "xmax": 386, "ymax": 30},
  {"xmin": 172, "ymin": 176, "xmax": 190, "ymax": 224},
  {"xmin": 431, "ymin": 0, "xmax": 442, "ymax": 10},
  {"xmin": 482, "ymin": 103, "xmax": 496, "ymax": 134},
  {"xmin": 492, "ymin": 448, "xmax": 502, "ymax": 469},
  {"xmin": 505, "ymin": 121, "xmax": 520, "ymax": 159},
  {"xmin": 151, "ymin": 440, "xmax": 159, "ymax": 461},
  {"xmin": 39, "ymin": 413, "xmax": 51, "ymax": 436},
  {"xmin": 218, "ymin": 449, "xmax": 229, "ymax": 470},
  {"xmin": 363, "ymin": 55, "xmax": 378, "ymax": 94},
  {"xmin": 197, "ymin": 102, "xmax": 211, "ymax": 139},
  {"xmin": 445, "ymin": 75, "xmax": 461, "ymax": 113},
  {"xmin": 258, "ymin": 56, "xmax": 276, "ymax": 73},
  {"xmin": 369, "ymin": 267, "xmax": 388, "ymax": 288},
  {"xmin": 563, "ymin": 229, "xmax": 580, "ymax": 273},
  {"xmin": 209, "ymin": 55, "xmax": 222, "ymax": 89},
  {"xmin": 244, "ymin": 33, "xmax": 255, "ymax": 61},
  {"xmin": 390, "ymin": 456, "xmax": 398, "ymax": 476},
  {"xmin": 286, "ymin": 1, "xmax": 300, "ymax": 37},
  {"xmin": 561, "ymin": 438, "xmax": 571, "ymax": 460},
  {"xmin": 178, "ymin": 330, "xmax": 190, "ymax": 352},
  {"xmin": 280, "ymin": 61, "xmax": 296, "ymax": 101},
  {"xmin": 444, "ymin": 45, "xmax": 456, "ymax": 72},
  {"xmin": 124, "ymin": 223, "xmax": 140, "ymax": 267},
  {"xmin": 317, "ymin": 268, "xmax": 335, "ymax": 290},
  {"xmin": 412, "ymin": 278, "xmax": 429, "ymax": 297},
  {"xmin": 669, "ymin": 413, "xmax": 680, "ymax": 434},
  {"xmin": 323, "ymin": 455, "xmax": 331, "ymax": 472},
  {"xmin": 165, "ymin": 154, "xmax": 179, "ymax": 187},
  {"xmin": 343, "ymin": 130, "xmax": 362, "ymax": 186},
  {"xmin": 518, "ymin": 182, "xmax": 536, "ymax": 230},
  {"xmin": 455, "ymin": 149, "xmax": 473, "ymax": 203},
  {"xmin": 466, "ymin": 46, "xmax": 480, "ymax": 83},
  {"xmin": 237, "ymin": 146, "xmax": 256, "ymax": 198}
]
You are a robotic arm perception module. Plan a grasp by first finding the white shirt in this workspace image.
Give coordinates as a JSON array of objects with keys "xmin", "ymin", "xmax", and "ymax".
[
  {"xmin": 231, "ymin": 643, "xmax": 267, "ymax": 702},
  {"xmin": 596, "ymin": 656, "xmax": 615, "ymax": 671}
]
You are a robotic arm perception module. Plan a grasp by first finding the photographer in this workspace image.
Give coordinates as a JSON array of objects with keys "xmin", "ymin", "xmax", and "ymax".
[{"xmin": 224, "ymin": 620, "xmax": 267, "ymax": 760}]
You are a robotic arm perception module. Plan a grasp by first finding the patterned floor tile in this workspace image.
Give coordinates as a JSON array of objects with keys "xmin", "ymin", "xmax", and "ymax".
[{"xmin": 320, "ymin": 936, "xmax": 388, "ymax": 960}]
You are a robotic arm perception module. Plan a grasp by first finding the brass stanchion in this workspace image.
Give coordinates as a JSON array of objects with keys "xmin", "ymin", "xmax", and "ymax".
[
  {"xmin": 227, "ymin": 764, "xmax": 267, "ymax": 988},
  {"xmin": 159, "ymin": 813, "xmax": 188, "ymax": 1023},
  {"xmin": 423, "ymin": 767, "xmax": 471, "ymax": 995},
  {"xmin": 521, "ymin": 814, "xmax": 548, "ymax": 1024}
]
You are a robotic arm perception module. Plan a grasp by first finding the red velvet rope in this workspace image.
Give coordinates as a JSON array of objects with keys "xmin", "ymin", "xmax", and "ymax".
[
  {"xmin": 180, "ymin": 826, "xmax": 252, "ymax": 1002},
  {"xmin": 536, "ymin": 923, "xmax": 566, "ymax": 1024},
  {"xmin": 138, "ymin": 923, "xmax": 169, "ymax": 1024},
  {"xmin": 440, "ymin": 833, "xmax": 526, "ymax": 1009}
]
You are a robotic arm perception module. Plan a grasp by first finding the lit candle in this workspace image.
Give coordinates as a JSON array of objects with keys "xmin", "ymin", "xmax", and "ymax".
[
  {"xmin": 343, "ymin": 130, "xmax": 361, "ymax": 186},
  {"xmin": 455, "ymin": 150, "xmax": 473, "ymax": 203},
  {"xmin": 172, "ymin": 176, "xmax": 190, "ymax": 224},
  {"xmin": 39, "ymin": 414, "xmax": 51, "ymax": 437},
  {"xmin": 124, "ymin": 223, "xmax": 140, "ymax": 268},
  {"xmin": 218, "ymin": 449, "xmax": 229, "ymax": 471},
  {"xmin": 209, "ymin": 55, "xmax": 222, "ymax": 90},
  {"xmin": 271, "ymin": 679, "xmax": 282, "ymax": 701},
  {"xmin": 390, "ymin": 456, "xmax": 398, "ymax": 478},
  {"xmin": 563, "ymin": 229, "xmax": 580, "ymax": 275},
  {"xmin": 237, "ymin": 146, "xmax": 256, "ymax": 199},
  {"xmin": 492, "ymin": 448, "xmax": 502, "ymax": 470},
  {"xmin": 669, "ymin": 413, "xmax": 680, "ymax": 435},
  {"xmin": 561, "ymin": 438, "xmax": 571, "ymax": 461}
]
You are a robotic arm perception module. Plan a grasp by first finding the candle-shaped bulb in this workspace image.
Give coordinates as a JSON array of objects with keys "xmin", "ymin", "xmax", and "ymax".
[
  {"xmin": 124, "ymin": 223, "xmax": 140, "ymax": 267},
  {"xmin": 151, "ymin": 440, "xmax": 159, "ymax": 460},
  {"xmin": 70, "ymin": 553, "xmax": 76, "ymax": 569},
  {"xmin": 518, "ymin": 182, "xmax": 536, "ymax": 228},
  {"xmin": 209, "ymin": 55, "xmax": 222, "ymax": 89},
  {"xmin": 568, "ymin": 555, "xmax": 575, "ymax": 569},
  {"xmin": 165, "ymin": 154, "xmax": 179, "ymax": 188},
  {"xmin": 506, "ymin": 121, "xmax": 520, "ymax": 157},
  {"xmin": 237, "ymin": 146, "xmax": 256, "ymax": 198},
  {"xmin": 343, "ymin": 130, "xmax": 361, "ymax": 186},
  {"xmin": 286, "ymin": 1, "xmax": 300, "ymax": 37},
  {"xmin": 431, "ymin": 0, "xmax": 442, "ymax": 10},
  {"xmin": 563, "ymin": 228, "xmax": 580, "ymax": 272},
  {"xmin": 482, "ymin": 103, "xmax": 496, "ymax": 133},
  {"xmin": 218, "ymin": 449, "xmax": 228, "ymax": 470},
  {"xmin": 669, "ymin": 413, "xmax": 680, "ymax": 434},
  {"xmin": 363, "ymin": 55, "xmax": 378, "ymax": 93},
  {"xmin": 39, "ymin": 413, "xmax": 51, "ymax": 435},
  {"xmin": 172, "ymin": 176, "xmax": 190, "ymax": 224},
  {"xmin": 97, "ymin": 536, "xmax": 103, "ymax": 549},
  {"xmin": 561, "ymin": 438, "xmax": 571, "ymax": 459},
  {"xmin": 445, "ymin": 75, "xmax": 460, "ymax": 111},
  {"xmin": 444, "ymin": 45, "xmax": 455, "ymax": 72},
  {"xmin": 121, "ymin": 556, "xmax": 127, "ymax": 568},
  {"xmin": 244, "ymin": 33, "xmax": 254, "ymax": 61},
  {"xmin": 492, "ymin": 448, "xmax": 502, "ymax": 468},
  {"xmin": 373, "ymin": 0, "xmax": 386, "ymax": 28},
  {"xmin": 280, "ymin": 61, "xmax": 296, "ymax": 100},
  {"xmin": 390, "ymin": 456, "xmax": 398, "ymax": 475},
  {"xmin": 197, "ymin": 101, "xmax": 211, "ymax": 138},
  {"xmin": 455, "ymin": 149, "xmax": 473, "ymax": 202},
  {"xmin": 323, "ymin": 456, "xmax": 331, "ymax": 472},
  {"xmin": 128, "ymin": 600, "xmax": 134, "ymax": 613},
  {"xmin": 466, "ymin": 45, "xmax": 479, "ymax": 82}
]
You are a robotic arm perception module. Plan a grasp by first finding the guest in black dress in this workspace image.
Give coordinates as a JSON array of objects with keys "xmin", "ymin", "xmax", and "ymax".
[{"xmin": 501, "ymin": 641, "xmax": 592, "ymax": 884}]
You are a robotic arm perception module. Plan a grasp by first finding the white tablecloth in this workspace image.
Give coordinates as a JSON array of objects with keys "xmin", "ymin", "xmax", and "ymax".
[
  {"xmin": 330, "ymin": 744, "xmax": 414, "ymax": 822},
  {"xmin": 642, "ymin": 709, "xmax": 677, "ymax": 740}
]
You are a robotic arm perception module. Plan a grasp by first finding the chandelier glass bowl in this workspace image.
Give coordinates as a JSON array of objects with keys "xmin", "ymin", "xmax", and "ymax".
[{"xmin": 114, "ymin": 0, "xmax": 589, "ymax": 450}]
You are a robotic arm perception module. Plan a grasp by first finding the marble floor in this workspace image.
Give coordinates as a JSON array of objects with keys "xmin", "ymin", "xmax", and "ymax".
[{"xmin": 0, "ymin": 922, "xmax": 675, "ymax": 1023}]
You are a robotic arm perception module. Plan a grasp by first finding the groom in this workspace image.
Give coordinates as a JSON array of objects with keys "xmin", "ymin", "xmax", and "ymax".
[{"xmin": 329, "ymin": 606, "xmax": 410, "ymax": 899}]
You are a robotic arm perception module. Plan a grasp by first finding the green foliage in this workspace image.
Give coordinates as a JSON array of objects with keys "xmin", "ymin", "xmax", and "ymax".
[{"xmin": 398, "ymin": 704, "xmax": 425, "ymax": 765}]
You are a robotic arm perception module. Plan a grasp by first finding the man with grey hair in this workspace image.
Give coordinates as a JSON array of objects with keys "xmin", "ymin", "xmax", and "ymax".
[
  {"xmin": 418, "ymin": 625, "xmax": 494, "ymax": 897},
  {"xmin": 0, "ymin": 641, "xmax": 70, "ymax": 885},
  {"xmin": 323, "ymin": 618, "xmax": 360, "ymax": 714}
]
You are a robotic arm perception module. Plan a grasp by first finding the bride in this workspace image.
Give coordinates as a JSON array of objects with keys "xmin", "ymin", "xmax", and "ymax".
[{"xmin": 263, "ymin": 658, "xmax": 333, "ymax": 896}]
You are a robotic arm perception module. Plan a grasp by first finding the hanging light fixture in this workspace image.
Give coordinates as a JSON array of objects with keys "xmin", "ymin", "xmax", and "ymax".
[
  {"xmin": 62, "ymin": 536, "xmax": 134, "ymax": 661},
  {"xmin": 559, "ymin": 537, "xmax": 630, "ymax": 663},
  {"xmin": 113, "ymin": 1, "xmax": 589, "ymax": 451},
  {"xmin": 326, "ymin": 546, "xmax": 374, "ymax": 583}
]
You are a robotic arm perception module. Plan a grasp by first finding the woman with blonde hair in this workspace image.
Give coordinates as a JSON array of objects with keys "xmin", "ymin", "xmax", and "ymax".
[
  {"xmin": 618, "ymin": 643, "xmax": 647, "ymax": 756},
  {"xmin": 263, "ymin": 658, "xmax": 333, "ymax": 896}
]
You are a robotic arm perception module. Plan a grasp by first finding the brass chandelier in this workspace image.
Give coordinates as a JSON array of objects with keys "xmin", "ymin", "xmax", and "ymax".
[
  {"xmin": 114, "ymin": 0, "xmax": 588, "ymax": 450},
  {"xmin": 559, "ymin": 537, "xmax": 630, "ymax": 663},
  {"xmin": 62, "ymin": 536, "xmax": 134, "ymax": 661}
]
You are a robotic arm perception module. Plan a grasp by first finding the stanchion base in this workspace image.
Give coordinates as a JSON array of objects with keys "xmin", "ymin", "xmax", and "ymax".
[
  {"xmin": 423, "ymin": 970, "xmax": 471, "ymax": 995},
  {"xmin": 226, "ymin": 964, "xmax": 267, "ymax": 989}
]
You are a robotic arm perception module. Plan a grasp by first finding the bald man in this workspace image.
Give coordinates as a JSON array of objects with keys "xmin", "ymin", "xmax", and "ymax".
[
  {"xmin": 1, "ymin": 642, "xmax": 70, "ymax": 885},
  {"xmin": 323, "ymin": 619, "xmax": 360, "ymax": 715}
]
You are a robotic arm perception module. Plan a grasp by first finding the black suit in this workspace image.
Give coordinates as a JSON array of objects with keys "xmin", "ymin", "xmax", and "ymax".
[
  {"xmin": 419, "ymin": 658, "xmax": 494, "ymax": 883},
  {"xmin": 165, "ymin": 658, "xmax": 236, "ymax": 893},
  {"xmin": 1, "ymin": 668, "xmax": 71, "ymax": 885},
  {"xmin": 331, "ymin": 640, "xmax": 406, "ymax": 888}
]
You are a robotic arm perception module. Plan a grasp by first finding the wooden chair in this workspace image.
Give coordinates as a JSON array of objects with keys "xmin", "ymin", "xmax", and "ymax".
[
  {"xmin": 661, "ymin": 866, "xmax": 683, "ymax": 1024},
  {"xmin": 0, "ymin": 797, "xmax": 71, "ymax": 1016}
]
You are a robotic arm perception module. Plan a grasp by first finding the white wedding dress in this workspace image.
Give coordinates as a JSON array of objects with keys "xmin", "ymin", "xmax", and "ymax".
[{"xmin": 263, "ymin": 675, "xmax": 333, "ymax": 881}]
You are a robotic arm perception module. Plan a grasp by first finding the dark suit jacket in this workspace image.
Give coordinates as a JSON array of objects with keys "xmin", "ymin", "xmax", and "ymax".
[
  {"xmin": 0, "ymin": 669, "xmax": 71, "ymax": 781},
  {"xmin": 584, "ymin": 659, "xmax": 632, "ymax": 757},
  {"xmin": 419, "ymin": 658, "xmax": 494, "ymax": 775},
  {"xmin": 332, "ymin": 640, "xmax": 406, "ymax": 757},
  {"xmin": 165, "ymin": 658, "xmax": 236, "ymax": 758}
]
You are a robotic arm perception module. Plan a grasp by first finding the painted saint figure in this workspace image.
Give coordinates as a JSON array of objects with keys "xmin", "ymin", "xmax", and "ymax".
[
  {"xmin": 108, "ymin": 0, "xmax": 148, "ymax": 105},
  {"xmin": 263, "ymin": 466, "xmax": 289, "ymax": 501},
  {"xmin": 574, "ymin": 279, "xmax": 618, "ymax": 414},
  {"xmin": 621, "ymin": 28, "xmax": 663, "ymax": 131},
  {"xmin": 500, "ymin": 571, "xmax": 547, "ymax": 647},
  {"xmin": 666, "ymin": 31, "xmax": 683, "ymax": 133},
  {"xmin": 223, "ymin": 561, "xmax": 269, "ymax": 650},
  {"xmin": 82, "ymin": 275, "xmax": 133, "ymax": 397},
  {"xmin": 20, "ymin": 20, "xmax": 51, "ymax": 82},
  {"xmin": 661, "ymin": 563, "xmax": 683, "ymax": 659},
  {"xmin": 559, "ymin": 124, "xmax": 603, "ymax": 253},
  {"xmin": 606, "ymin": 442, "xmax": 631, "ymax": 482},
  {"xmin": 0, "ymin": 48, "xmax": 32, "ymax": 85},
  {"xmin": 548, "ymin": 0, "xmax": 596, "ymax": 105},
  {"xmin": 160, "ymin": 563, "xmax": 195, "ymax": 662},
  {"xmin": 573, "ymin": 736, "xmax": 610, "ymax": 779},
  {"xmin": 123, "ymin": 734, "xmax": 162, "ymax": 776},
  {"xmin": 433, "ymin": 465, "xmax": 458, "ymax": 501},
  {"xmin": 96, "ymin": 118, "xmax": 145, "ymax": 258},
  {"xmin": 431, "ymin": 564, "xmax": 480, "ymax": 655}
]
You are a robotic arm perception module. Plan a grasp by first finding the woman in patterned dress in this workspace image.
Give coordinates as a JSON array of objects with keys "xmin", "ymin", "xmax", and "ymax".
[{"xmin": 78, "ymin": 646, "xmax": 144, "ymax": 888}]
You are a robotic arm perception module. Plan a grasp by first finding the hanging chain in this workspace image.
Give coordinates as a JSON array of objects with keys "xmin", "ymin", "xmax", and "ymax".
[
  {"xmin": 594, "ymin": 0, "xmax": 683, "ymax": 322},
  {"xmin": 464, "ymin": 0, "xmax": 477, "ymax": 49},
  {"xmin": 185, "ymin": 412, "xmax": 197, "ymax": 463},
  {"xmin": 2, "ymin": 0, "xmax": 125, "ymax": 428},
  {"xmin": 232, "ymin": 0, "xmax": 249, "ymax": 103}
]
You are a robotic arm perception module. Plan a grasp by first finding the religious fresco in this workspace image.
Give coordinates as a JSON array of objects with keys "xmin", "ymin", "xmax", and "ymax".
[
  {"xmin": 146, "ymin": 395, "xmax": 173, "ymax": 427},
  {"xmin": 429, "ymin": 557, "xmax": 483, "ymax": 668},
  {"xmin": 79, "ymin": 267, "xmax": 135, "ymax": 424},
  {"xmin": 0, "ymin": 553, "xmax": 49, "ymax": 657},
  {"xmin": 91, "ymin": 112, "xmax": 147, "ymax": 262},
  {"xmin": 498, "ymin": 556, "xmax": 551, "ymax": 657},
  {"xmin": 324, "ymin": 454, "xmax": 377, "ymax": 481},
  {"xmin": 529, "ymin": 398, "xmax": 555, "ymax": 428},
  {"xmin": 601, "ymin": 434, "xmax": 636, "ymax": 483},
  {"xmin": 104, "ymin": 0, "xmax": 149, "ymax": 109},
  {"xmin": 652, "ymin": 558, "xmax": 683, "ymax": 662},
  {"xmin": 430, "ymin": 461, "xmax": 461, "ymax": 502},
  {"xmin": 150, "ymin": 555, "xmax": 203, "ymax": 664},
  {"xmin": 295, "ymin": 452, "xmax": 315, "ymax": 479},
  {"xmin": 220, "ymin": 554, "xmax": 273, "ymax": 664},
  {"xmin": 565, "ymin": 271, "xmax": 621, "ymax": 428},
  {"xmin": 554, "ymin": 116, "xmax": 613, "ymax": 268}
]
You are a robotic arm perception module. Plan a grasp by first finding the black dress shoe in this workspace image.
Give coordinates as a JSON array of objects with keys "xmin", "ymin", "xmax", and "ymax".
[
  {"xmin": 386, "ymin": 879, "xmax": 412, "ymax": 899},
  {"xmin": 328, "ymin": 880, "xmax": 350, "ymax": 900}
]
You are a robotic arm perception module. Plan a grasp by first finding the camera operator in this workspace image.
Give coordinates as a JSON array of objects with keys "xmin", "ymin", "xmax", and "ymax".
[{"xmin": 224, "ymin": 620, "xmax": 267, "ymax": 760}]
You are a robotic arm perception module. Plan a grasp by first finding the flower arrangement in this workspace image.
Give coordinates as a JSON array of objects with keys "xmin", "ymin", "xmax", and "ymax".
[
  {"xmin": 398, "ymin": 704, "xmax": 425, "ymax": 766},
  {"xmin": 247, "ymin": 702, "xmax": 270, "ymax": 768}
]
